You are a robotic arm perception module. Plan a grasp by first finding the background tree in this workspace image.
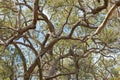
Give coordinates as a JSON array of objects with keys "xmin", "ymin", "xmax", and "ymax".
[{"xmin": 0, "ymin": 0, "xmax": 120, "ymax": 80}]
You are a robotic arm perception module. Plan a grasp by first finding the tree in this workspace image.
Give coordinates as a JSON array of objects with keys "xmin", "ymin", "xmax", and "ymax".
[{"xmin": 0, "ymin": 0, "xmax": 120, "ymax": 80}]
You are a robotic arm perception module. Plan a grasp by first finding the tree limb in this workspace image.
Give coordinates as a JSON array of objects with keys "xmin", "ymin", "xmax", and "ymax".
[{"xmin": 94, "ymin": 3, "xmax": 118, "ymax": 35}]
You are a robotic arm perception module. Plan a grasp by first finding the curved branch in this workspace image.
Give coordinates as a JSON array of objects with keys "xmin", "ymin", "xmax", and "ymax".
[
  {"xmin": 69, "ymin": 21, "xmax": 80, "ymax": 37},
  {"xmin": 39, "ymin": 12, "xmax": 55, "ymax": 34},
  {"xmin": 13, "ymin": 43, "xmax": 27, "ymax": 73},
  {"xmin": 91, "ymin": 0, "xmax": 108, "ymax": 14}
]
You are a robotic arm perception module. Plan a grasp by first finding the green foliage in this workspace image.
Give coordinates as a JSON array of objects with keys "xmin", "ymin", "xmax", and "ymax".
[
  {"xmin": 0, "ymin": 0, "xmax": 120, "ymax": 80},
  {"xmin": 99, "ymin": 28, "xmax": 118, "ymax": 44},
  {"xmin": 0, "ymin": 59, "xmax": 12, "ymax": 80}
]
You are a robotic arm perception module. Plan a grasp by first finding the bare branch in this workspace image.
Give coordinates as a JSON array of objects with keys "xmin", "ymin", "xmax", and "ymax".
[
  {"xmin": 39, "ymin": 12, "xmax": 55, "ymax": 34},
  {"xmin": 42, "ymin": 34, "xmax": 50, "ymax": 47},
  {"xmin": 94, "ymin": 3, "xmax": 118, "ymax": 35},
  {"xmin": 90, "ymin": 0, "xmax": 108, "ymax": 14},
  {"xmin": 69, "ymin": 21, "xmax": 81, "ymax": 37},
  {"xmin": 13, "ymin": 43, "xmax": 27, "ymax": 72},
  {"xmin": 33, "ymin": 0, "xmax": 39, "ymax": 26}
]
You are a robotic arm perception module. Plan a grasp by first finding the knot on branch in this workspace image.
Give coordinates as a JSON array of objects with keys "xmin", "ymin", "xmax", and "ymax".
[{"xmin": 115, "ymin": 1, "xmax": 120, "ymax": 6}]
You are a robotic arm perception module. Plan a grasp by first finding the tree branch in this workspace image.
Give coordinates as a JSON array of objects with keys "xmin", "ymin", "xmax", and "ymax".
[
  {"xmin": 69, "ymin": 21, "xmax": 81, "ymax": 37},
  {"xmin": 39, "ymin": 12, "xmax": 55, "ymax": 34},
  {"xmin": 91, "ymin": 0, "xmax": 108, "ymax": 14},
  {"xmin": 94, "ymin": 3, "xmax": 118, "ymax": 35}
]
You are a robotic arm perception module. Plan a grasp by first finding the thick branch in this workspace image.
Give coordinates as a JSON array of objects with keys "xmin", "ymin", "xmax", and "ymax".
[
  {"xmin": 42, "ymin": 34, "xmax": 50, "ymax": 47},
  {"xmin": 39, "ymin": 12, "xmax": 55, "ymax": 34},
  {"xmin": 33, "ymin": 0, "xmax": 39, "ymax": 25},
  {"xmin": 94, "ymin": 4, "xmax": 118, "ymax": 35},
  {"xmin": 91, "ymin": 0, "xmax": 108, "ymax": 14}
]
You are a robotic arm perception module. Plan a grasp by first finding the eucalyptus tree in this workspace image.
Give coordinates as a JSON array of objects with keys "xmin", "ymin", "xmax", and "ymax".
[{"xmin": 0, "ymin": 0, "xmax": 120, "ymax": 80}]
